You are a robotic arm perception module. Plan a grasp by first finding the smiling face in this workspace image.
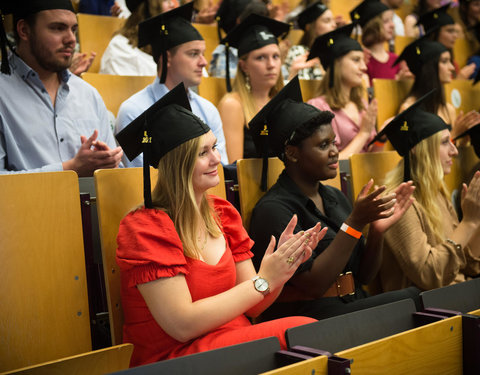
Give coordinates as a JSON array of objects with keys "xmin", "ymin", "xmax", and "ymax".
[
  {"xmin": 192, "ymin": 131, "xmax": 221, "ymax": 195},
  {"xmin": 338, "ymin": 50, "xmax": 367, "ymax": 88},
  {"xmin": 438, "ymin": 129, "xmax": 458, "ymax": 175},
  {"xmin": 18, "ymin": 9, "xmax": 77, "ymax": 73},
  {"xmin": 288, "ymin": 124, "xmax": 339, "ymax": 182},
  {"xmin": 166, "ymin": 40, "xmax": 207, "ymax": 88},
  {"xmin": 438, "ymin": 50, "xmax": 455, "ymax": 84},
  {"xmin": 239, "ymin": 43, "xmax": 281, "ymax": 91}
]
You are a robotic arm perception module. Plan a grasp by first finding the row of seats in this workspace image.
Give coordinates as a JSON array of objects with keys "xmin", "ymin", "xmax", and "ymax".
[{"xmin": 2, "ymin": 148, "xmax": 479, "ymax": 372}]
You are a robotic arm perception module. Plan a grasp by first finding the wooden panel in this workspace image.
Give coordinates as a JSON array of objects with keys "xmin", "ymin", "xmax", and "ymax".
[
  {"xmin": 337, "ymin": 316, "xmax": 463, "ymax": 375},
  {"xmin": 299, "ymin": 79, "xmax": 321, "ymax": 102},
  {"xmin": 4, "ymin": 344, "xmax": 133, "ymax": 375},
  {"xmin": 94, "ymin": 166, "xmax": 225, "ymax": 345},
  {"xmin": 237, "ymin": 157, "xmax": 340, "ymax": 230},
  {"xmin": 372, "ymin": 78, "xmax": 413, "ymax": 129},
  {"xmin": 197, "ymin": 76, "xmax": 227, "ymax": 107},
  {"xmin": 330, "ymin": 0, "xmax": 361, "ymax": 23},
  {"xmin": 0, "ymin": 172, "xmax": 91, "ymax": 372},
  {"xmin": 77, "ymin": 13, "xmax": 125, "ymax": 73},
  {"xmin": 444, "ymin": 79, "xmax": 480, "ymax": 115},
  {"xmin": 349, "ymin": 151, "xmax": 402, "ymax": 199},
  {"xmin": 453, "ymin": 37, "xmax": 475, "ymax": 68},
  {"xmin": 259, "ymin": 355, "xmax": 328, "ymax": 375},
  {"xmin": 393, "ymin": 35, "xmax": 415, "ymax": 55},
  {"xmin": 82, "ymin": 73, "xmax": 155, "ymax": 116}
]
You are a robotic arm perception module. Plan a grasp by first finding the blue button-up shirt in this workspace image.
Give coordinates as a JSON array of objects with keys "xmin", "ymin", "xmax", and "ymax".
[
  {"xmin": 0, "ymin": 54, "xmax": 117, "ymax": 173},
  {"xmin": 116, "ymin": 77, "xmax": 229, "ymax": 167}
]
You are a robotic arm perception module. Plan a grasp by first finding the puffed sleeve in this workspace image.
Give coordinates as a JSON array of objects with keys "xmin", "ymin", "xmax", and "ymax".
[
  {"xmin": 210, "ymin": 196, "xmax": 254, "ymax": 262},
  {"xmin": 116, "ymin": 209, "xmax": 188, "ymax": 287}
]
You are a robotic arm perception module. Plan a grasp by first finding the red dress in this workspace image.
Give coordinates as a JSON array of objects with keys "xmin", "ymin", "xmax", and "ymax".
[{"xmin": 116, "ymin": 196, "xmax": 316, "ymax": 367}]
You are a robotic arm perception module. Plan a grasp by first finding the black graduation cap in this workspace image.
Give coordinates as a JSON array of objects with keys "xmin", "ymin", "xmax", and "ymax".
[
  {"xmin": 349, "ymin": 0, "xmax": 390, "ymax": 28},
  {"xmin": 215, "ymin": 0, "xmax": 251, "ymax": 39},
  {"xmin": 138, "ymin": 2, "xmax": 203, "ymax": 83},
  {"xmin": 417, "ymin": 3, "xmax": 454, "ymax": 34},
  {"xmin": 248, "ymin": 76, "xmax": 328, "ymax": 190},
  {"xmin": 393, "ymin": 33, "xmax": 447, "ymax": 76},
  {"xmin": 307, "ymin": 23, "xmax": 362, "ymax": 87},
  {"xmin": 116, "ymin": 82, "xmax": 210, "ymax": 208},
  {"xmin": 454, "ymin": 123, "xmax": 480, "ymax": 158},
  {"xmin": 0, "ymin": 0, "xmax": 75, "ymax": 75},
  {"xmin": 220, "ymin": 13, "xmax": 290, "ymax": 91},
  {"xmin": 297, "ymin": 1, "xmax": 328, "ymax": 31},
  {"xmin": 369, "ymin": 90, "xmax": 448, "ymax": 181}
]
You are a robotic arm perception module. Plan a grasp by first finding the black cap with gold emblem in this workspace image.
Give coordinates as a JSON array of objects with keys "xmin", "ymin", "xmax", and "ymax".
[
  {"xmin": 116, "ymin": 82, "xmax": 210, "ymax": 207},
  {"xmin": 369, "ymin": 89, "xmax": 448, "ymax": 180}
]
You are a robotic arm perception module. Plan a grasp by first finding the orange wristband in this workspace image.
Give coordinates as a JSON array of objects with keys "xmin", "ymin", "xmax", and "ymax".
[{"xmin": 340, "ymin": 223, "xmax": 362, "ymax": 239}]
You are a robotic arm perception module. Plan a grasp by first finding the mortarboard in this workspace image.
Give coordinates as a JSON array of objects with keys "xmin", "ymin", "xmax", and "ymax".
[
  {"xmin": 307, "ymin": 23, "xmax": 363, "ymax": 87},
  {"xmin": 248, "ymin": 76, "xmax": 332, "ymax": 190},
  {"xmin": 138, "ymin": 2, "xmax": 203, "ymax": 83},
  {"xmin": 454, "ymin": 123, "xmax": 480, "ymax": 158},
  {"xmin": 215, "ymin": 0, "xmax": 251, "ymax": 39},
  {"xmin": 393, "ymin": 33, "xmax": 447, "ymax": 76},
  {"xmin": 297, "ymin": 1, "xmax": 328, "ymax": 31},
  {"xmin": 116, "ymin": 82, "xmax": 210, "ymax": 207},
  {"xmin": 417, "ymin": 3, "xmax": 454, "ymax": 35},
  {"xmin": 220, "ymin": 13, "xmax": 290, "ymax": 91},
  {"xmin": 0, "ymin": 0, "xmax": 75, "ymax": 75},
  {"xmin": 369, "ymin": 90, "xmax": 448, "ymax": 181},
  {"xmin": 350, "ymin": 0, "xmax": 390, "ymax": 28}
]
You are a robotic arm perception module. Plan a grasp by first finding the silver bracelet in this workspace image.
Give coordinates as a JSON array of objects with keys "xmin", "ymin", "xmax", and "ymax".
[{"xmin": 446, "ymin": 238, "xmax": 462, "ymax": 251}]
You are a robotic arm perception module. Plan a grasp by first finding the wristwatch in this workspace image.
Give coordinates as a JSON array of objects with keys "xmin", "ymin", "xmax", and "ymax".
[{"xmin": 252, "ymin": 276, "xmax": 270, "ymax": 296}]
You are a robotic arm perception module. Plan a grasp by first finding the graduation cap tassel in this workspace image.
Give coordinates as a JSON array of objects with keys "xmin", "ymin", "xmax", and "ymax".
[
  {"xmin": 142, "ymin": 130, "xmax": 153, "ymax": 209},
  {"xmin": 159, "ymin": 25, "xmax": 168, "ymax": 83},
  {"xmin": 215, "ymin": 16, "xmax": 222, "ymax": 43},
  {"xmin": 0, "ymin": 12, "xmax": 11, "ymax": 75},
  {"xmin": 328, "ymin": 65, "xmax": 334, "ymax": 88},
  {"xmin": 403, "ymin": 154, "xmax": 410, "ymax": 182},
  {"xmin": 225, "ymin": 43, "xmax": 232, "ymax": 92},
  {"xmin": 260, "ymin": 124, "xmax": 269, "ymax": 191}
]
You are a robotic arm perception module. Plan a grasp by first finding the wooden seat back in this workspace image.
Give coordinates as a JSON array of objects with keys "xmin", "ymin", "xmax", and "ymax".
[{"xmin": 0, "ymin": 172, "xmax": 91, "ymax": 372}]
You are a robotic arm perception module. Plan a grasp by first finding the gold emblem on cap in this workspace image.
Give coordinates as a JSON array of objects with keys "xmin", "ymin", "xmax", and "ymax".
[
  {"xmin": 433, "ymin": 13, "xmax": 438, "ymax": 19},
  {"xmin": 354, "ymin": 12, "xmax": 360, "ymax": 19},
  {"xmin": 328, "ymin": 38, "xmax": 334, "ymax": 46},
  {"xmin": 400, "ymin": 121, "xmax": 409, "ymax": 131},
  {"xmin": 416, "ymin": 46, "xmax": 421, "ymax": 55},
  {"xmin": 142, "ymin": 131, "xmax": 152, "ymax": 143},
  {"xmin": 260, "ymin": 124, "xmax": 269, "ymax": 136}
]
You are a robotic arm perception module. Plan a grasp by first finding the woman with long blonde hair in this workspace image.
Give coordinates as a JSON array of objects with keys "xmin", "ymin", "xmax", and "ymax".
[
  {"xmin": 307, "ymin": 24, "xmax": 381, "ymax": 159},
  {"xmin": 217, "ymin": 14, "xmax": 289, "ymax": 162},
  {"xmin": 372, "ymin": 92, "xmax": 480, "ymax": 293},
  {"xmin": 115, "ymin": 83, "xmax": 324, "ymax": 367}
]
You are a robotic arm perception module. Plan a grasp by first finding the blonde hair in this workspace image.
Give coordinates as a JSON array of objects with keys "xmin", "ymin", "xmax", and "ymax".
[
  {"xmin": 233, "ymin": 52, "xmax": 284, "ymax": 125},
  {"xmin": 317, "ymin": 58, "xmax": 365, "ymax": 111},
  {"xmin": 384, "ymin": 132, "xmax": 450, "ymax": 243},
  {"xmin": 151, "ymin": 134, "xmax": 222, "ymax": 259}
]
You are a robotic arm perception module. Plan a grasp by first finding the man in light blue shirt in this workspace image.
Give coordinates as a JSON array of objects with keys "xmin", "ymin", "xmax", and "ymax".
[
  {"xmin": 116, "ymin": 3, "xmax": 229, "ymax": 167},
  {"xmin": 0, "ymin": 1, "xmax": 122, "ymax": 175}
]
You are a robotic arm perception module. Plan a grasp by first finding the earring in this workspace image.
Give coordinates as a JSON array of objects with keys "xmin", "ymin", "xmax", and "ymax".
[{"xmin": 245, "ymin": 74, "xmax": 251, "ymax": 92}]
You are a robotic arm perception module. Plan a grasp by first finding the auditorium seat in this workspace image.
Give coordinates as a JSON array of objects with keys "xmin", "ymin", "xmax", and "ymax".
[
  {"xmin": 82, "ymin": 73, "xmax": 156, "ymax": 117},
  {"xmin": 0, "ymin": 172, "xmax": 91, "ymax": 372},
  {"xmin": 94, "ymin": 166, "xmax": 225, "ymax": 345},
  {"xmin": 4, "ymin": 344, "xmax": 133, "ymax": 375},
  {"xmin": 77, "ymin": 13, "xmax": 125, "ymax": 73}
]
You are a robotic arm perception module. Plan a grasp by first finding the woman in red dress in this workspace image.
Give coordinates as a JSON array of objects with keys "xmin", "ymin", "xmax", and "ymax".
[{"xmin": 115, "ymin": 83, "xmax": 323, "ymax": 367}]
